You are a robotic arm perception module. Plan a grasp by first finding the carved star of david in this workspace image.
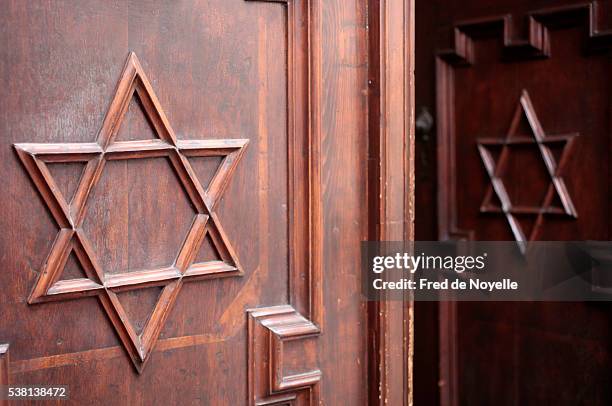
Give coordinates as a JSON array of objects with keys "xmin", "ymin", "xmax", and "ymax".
[
  {"xmin": 14, "ymin": 53, "xmax": 248, "ymax": 373},
  {"xmin": 477, "ymin": 89, "xmax": 578, "ymax": 246}
]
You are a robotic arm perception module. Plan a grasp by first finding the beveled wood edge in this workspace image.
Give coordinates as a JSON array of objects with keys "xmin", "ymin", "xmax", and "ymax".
[
  {"xmin": 15, "ymin": 142, "xmax": 103, "ymax": 156},
  {"xmin": 247, "ymin": 305, "xmax": 321, "ymax": 405},
  {"xmin": 245, "ymin": 0, "xmax": 323, "ymax": 404},
  {"xmin": 104, "ymin": 267, "xmax": 181, "ymax": 289},
  {"xmin": 367, "ymin": 0, "xmax": 414, "ymax": 405},
  {"xmin": 270, "ymin": 334, "xmax": 321, "ymax": 393},
  {"xmin": 177, "ymin": 139, "xmax": 250, "ymax": 151},
  {"xmin": 438, "ymin": 2, "xmax": 612, "ymax": 65},
  {"xmin": 255, "ymin": 394, "xmax": 297, "ymax": 406}
]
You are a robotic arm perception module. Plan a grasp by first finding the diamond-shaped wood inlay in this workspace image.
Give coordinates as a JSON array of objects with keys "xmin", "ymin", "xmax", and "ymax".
[
  {"xmin": 14, "ymin": 52, "xmax": 249, "ymax": 373},
  {"xmin": 477, "ymin": 89, "xmax": 577, "ymax": 247}
]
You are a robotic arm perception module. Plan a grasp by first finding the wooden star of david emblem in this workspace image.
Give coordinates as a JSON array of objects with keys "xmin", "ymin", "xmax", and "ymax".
[
  {"xmin": 14, "ymin": 53, "xmax": 248, "ymax": 373},
  {"xmin": 477, "ymin": 89, "xmax": 578, "ymax": 246}
]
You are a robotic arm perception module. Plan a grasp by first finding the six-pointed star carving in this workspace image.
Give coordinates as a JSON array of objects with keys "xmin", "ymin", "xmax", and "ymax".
[
  {"xmin": 14, "ymin": 52, "xmax": 248, "ymax": 373},
  {"xmin": 477, "ymin": 89, "xmax": 577, "ymax": 247}
]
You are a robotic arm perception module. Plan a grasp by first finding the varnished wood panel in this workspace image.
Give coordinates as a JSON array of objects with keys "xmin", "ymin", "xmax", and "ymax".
[
  {"xmin": 0, "ymin": 0, "xmax": 413, "ymax": 404},
  {"xmin": 15, "ymin": 52, "xmax": 249, "ymax": 373},
  {"xmin": 415, "ymin": 1, "xmax": 612, "ymax": 404},
  {"xmin": 1, "ymin": 1, "xmax": 289, "ymax": 403},
  {"xmin": 368, "ymin": 0, "xmax": 415, "ymax": 405}
]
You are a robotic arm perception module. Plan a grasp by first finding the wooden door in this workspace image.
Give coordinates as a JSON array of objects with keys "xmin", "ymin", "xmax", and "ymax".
[
  {"xmin": 0, "ymin": 1, "xmax": 413, "ymax": 405},
  {"xmin": 415, "ymin": 0, "xmax": 612, "ymax": 405}
]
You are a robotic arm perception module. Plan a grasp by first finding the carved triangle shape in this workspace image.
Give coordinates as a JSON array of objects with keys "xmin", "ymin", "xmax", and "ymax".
[
  {"xmin": 106, "ymin": 281, "xmax": 182, "ymax": 372},
  {"xmin": 194, "ymin": 231, "xmax": 223, "ymax": 263},
  {"xmin": 115, "ymin": 287, "xmax": 164, "ymax": 336},
  {"xmin": 514, "ymin": 214, "xmax": 537, "ymax": 241},
  {"xmin": 548, "ymin": 191, "xmax": 565, "ymax": 213},
  {"xmin": 509, "ymin": 106, "xmax": 534, "ymax": 140},
  {"xmin": 99, "ymin": 52, "xmax": 178, "ymax": 148},
  {"xmin": 40, "ymin": 234, "xmax": 104, "ymax": 302},
  {"xmin": 176, "ymin": 139, "xmax": 249, "ymax": 209},
  {"xmin": 115, "ymin": 92, "xmax": 159, "ymax": 142},
  {"xmin": 184, "ymin": 214, "xmax": 241, "ymax": 278},
  {"xmin": 59, "ymin": 250, "xmax": 88, "ymax": 280},
  {"xmin": 186, "ymin": 156, "xmax": 224, "ymax": 192},
  {"xmin": 14, "ymin": 146, "xmax": 102, "ymax": 229},
  {"xmin": 481, "ymin": 188, "xmax": 504, "ymax": 212},
  {"xmin": 46, "ymin": 161, "xmax": 87, "ymax": 205}
]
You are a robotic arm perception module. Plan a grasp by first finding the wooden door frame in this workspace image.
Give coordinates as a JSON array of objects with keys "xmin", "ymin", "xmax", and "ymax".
[
  {"xmin": 250, "ymin": 0, "xmax": 416, "ymax": 403},
  {"xmin": 368, "ymin": 0, "xmax": 415, "ymax": 404},
  {"xmin": 247, "ymin": 0, "xmax": 416, "ymax": 403}
]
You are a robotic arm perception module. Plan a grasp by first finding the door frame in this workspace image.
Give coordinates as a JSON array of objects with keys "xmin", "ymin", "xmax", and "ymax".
[{"xmin": 368, "ymin": 0, "xmax": 415, "ymax": 404}]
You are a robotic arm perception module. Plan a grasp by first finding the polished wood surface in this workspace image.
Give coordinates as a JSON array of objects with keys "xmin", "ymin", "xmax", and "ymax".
[
  {"xmin": 0, "ymin": 0, "xmax": 413, "ymax": 404},
  {"xmin": 15, "ymin": 53, "xmax": 249, "ymax": 373},
  {"xmin": 416, "ymin": 0, "xmax": 612, "ymax": 404},
  {"xmin": 367, "ymin": 0, "xmax": 415, "ymax": 404}
]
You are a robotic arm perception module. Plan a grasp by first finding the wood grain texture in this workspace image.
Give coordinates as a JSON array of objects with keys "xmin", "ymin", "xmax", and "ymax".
[
  {"xmin": 14, "ymin": 53, "xmax": 248, "ymax": 373},
  {"xmin": 368, "ymin": 0, "xmax": 415, "ymax": 405},
  {"xmin": 1, "ymin": 0, "xmax": 413, "ymax": 403},
  {"xmin": 245, "ymin": 0, "xmax": 323, "ymax": 404},
  {"xmin": 248, "ymin": 306, "xmax": 321, "ymax": 405},
  {"xmin": 477, "ymin": 89, "xmax": 578, "ymax": 246},
  {"xmin": 425, "ymin": 1, "xmax": 612, "ymax": 405}
]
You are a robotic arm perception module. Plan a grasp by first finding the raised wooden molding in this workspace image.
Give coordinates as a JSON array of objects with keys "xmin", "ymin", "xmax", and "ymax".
[
  {"xmin": 436, "ymin": 2, "xmax": 612, "ymax": 240},
  {"xmin": 15, "ymin": 52, "xmax": 248, "ymax": 373},
  {"xmin": 477, "ymin": 89, "xmax": 578, "ymax": 245},
  {"xmin": 249, "ymin": 0, "xmax": 414, "ymax": 404},
  {"xmin": 436, "ymin": 2, "xmax": 612, "ymax": 405},
  {"xmin": 439, "ymin": 1, "xmax": 612, "ymax": 65},
  {"xmin": 245, "ymin": 0, "xmax": 323, "ymax": 404},
  {"xmin": 368, "ymin": 0, "xmax": 415, "ymax": 405},
  {"xmin": 246, "ymin": 0, "xmax": 323, "ymax": 325},
  {"xmin": 248, "ymin": 306, "xmax": 321, "ymax": 405}
]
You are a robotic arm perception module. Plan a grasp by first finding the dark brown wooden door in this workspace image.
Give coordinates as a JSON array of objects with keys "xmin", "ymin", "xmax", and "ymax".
[
  {"xmin": 0, "ymin": 1, "xmax": 414, "ymax": 405},
  {"xmin": 416, "ymin": 0, "xmax": 612, "ymax": 405}
]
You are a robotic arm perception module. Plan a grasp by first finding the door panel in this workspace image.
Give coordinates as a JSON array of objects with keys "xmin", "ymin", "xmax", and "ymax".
[
  {"xmin": 416, "ymin": 0, "xmax": 612, "ymax": 405},
  {"xmin": 0, "ymin": 0, "xmax": 414, "ymax": 404},
  {"xmin": 1, "ymin": 1, "xmax": 288, "ymax": 403}
]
